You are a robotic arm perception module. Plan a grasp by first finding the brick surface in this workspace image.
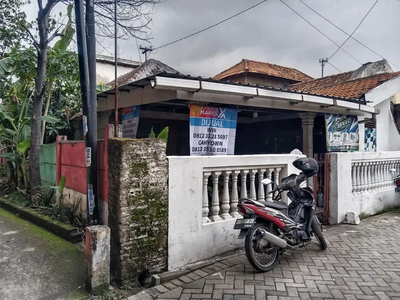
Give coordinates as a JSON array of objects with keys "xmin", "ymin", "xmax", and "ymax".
[{"xmin": 140, "ymin": 211, "xmax": 400, "ymax": 300}]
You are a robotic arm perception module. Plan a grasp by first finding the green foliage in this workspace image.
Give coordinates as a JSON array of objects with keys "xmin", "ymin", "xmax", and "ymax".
[
  {"xmin": 148, "ymin": 126, "xmax": 169, "ymax": 145},
  {"xmin": 0, "ymin": 0, "xmax": 28, "ymax": 59}
]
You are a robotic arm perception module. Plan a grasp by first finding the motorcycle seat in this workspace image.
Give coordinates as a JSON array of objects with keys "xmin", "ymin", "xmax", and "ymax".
[{"xmin": 259, "ymin": 200, "xmax": 288, "ymax": 210}]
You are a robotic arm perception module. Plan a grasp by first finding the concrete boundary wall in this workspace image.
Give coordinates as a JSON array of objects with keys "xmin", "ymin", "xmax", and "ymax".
[
  {"xmin": 168, "ymin": 154, "xmax": 302, "ymax": 271},
  {"xmin": 328, "ymin": 151, "xmax": 400, "ymax": 224}
]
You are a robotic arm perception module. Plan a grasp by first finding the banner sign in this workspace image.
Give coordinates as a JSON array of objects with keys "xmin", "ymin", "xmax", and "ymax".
[
  {"xmin": 122, "ymin": 106, "xmax": 140, "ymax": 138},
  {"xmin": 324, "ymin": 114, "xmax": 359, "ymax": 152},
  {"xmin": 365, "ymin": 128, "xmax": 377, "ymax": 152},
  {"xmin": 190, "ymin": 105, "xmax": 237, "ymax": 156}
]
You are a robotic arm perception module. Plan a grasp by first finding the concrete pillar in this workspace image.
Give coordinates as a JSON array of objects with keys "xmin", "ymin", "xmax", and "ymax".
[
  {"xmin": 299, "ymin": 112, "xmax": 316, "ymax": 188},
  {"xmin": 299, "ymin": 112, "xmax": 316, "ymax": 158},
  {"xmin": 85, "ymin": 225, "xmax": 110, "ymax": 295}
]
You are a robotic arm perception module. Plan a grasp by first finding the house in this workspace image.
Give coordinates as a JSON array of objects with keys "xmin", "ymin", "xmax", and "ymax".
[
  {"xmin": 214, "ymin": 58, "xmax": 313, "ymax": 88},
  {"xmin": 289, "ymin": 59, "xmax": 400, "ymax": 151}
]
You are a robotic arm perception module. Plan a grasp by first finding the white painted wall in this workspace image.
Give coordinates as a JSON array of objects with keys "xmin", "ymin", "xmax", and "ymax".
[
  {"xmin": 168, "ymin": 154, "xmax": 301, "ymax": 271},
  {"xmin": 328, "ymin": 151, "xmax": 400, "ymax": 224},
  {"xmin": 375, "ymin": 98, "xmax": 400, "ymax": 151},
  {"xmin": 96, "ymin": 62, "xmax": 135, "ymax": 84}
]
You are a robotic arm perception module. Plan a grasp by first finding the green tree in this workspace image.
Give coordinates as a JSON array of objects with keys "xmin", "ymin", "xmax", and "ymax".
[{"xmin": 24, "ymin": 0, "xmax": 162, "ymax": 202}]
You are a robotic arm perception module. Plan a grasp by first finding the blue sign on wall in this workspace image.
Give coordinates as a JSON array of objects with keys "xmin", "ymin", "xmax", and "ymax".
[{"xmin": 324, "ymin": 114, "xmax": 359, "ymax": 152}]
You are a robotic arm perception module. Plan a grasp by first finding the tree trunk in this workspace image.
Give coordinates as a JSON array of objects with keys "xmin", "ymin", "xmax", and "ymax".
[
  {"xmin": 30, "ymin": 7, "xmax": 52, "ymax": 203},
  {"xmin": 41, "ymin": 80, "xmax": 53, "ymax": 144}
]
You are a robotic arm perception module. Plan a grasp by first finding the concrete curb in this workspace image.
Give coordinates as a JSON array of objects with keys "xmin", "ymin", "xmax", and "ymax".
[
  {"xmin": 0, "ymin": 198, "xmax": 83, "ymax": 243},
  {"xmin": 150, "ymin": 249, "xmax": 242, "ymax": 286}
]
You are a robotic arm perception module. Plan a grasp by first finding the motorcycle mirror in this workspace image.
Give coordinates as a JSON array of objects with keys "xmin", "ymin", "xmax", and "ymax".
[{"xmin": 261, "ymin": 178, "xmax": 272, "ymax": 185}]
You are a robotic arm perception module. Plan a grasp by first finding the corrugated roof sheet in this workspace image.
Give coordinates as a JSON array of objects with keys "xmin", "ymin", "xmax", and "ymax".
[
  {"xmin": 108, "ymin": 58, "xmax": 182, "ymax": 87},
  {"xmin": 213, "ymin": 59, "xmax": 313, "ymax": 82}
]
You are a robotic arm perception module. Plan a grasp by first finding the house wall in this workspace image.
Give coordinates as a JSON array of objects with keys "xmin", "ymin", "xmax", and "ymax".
[
  {"xmin": 96, "ymin": 62, "xmax": 135, "ymax": 84},
  {"xmin": 376, "ymin": 98, "xmax": 400, "ymax": 151},
  {"xmin": 328, "ymin": 151, "xmax": 400, "ymax": 224}
]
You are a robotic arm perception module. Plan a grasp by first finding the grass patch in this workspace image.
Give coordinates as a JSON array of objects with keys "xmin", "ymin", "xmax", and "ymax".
[{"xmin": 360, "ymin": 204, "xmax": 400, "ymax": 220}]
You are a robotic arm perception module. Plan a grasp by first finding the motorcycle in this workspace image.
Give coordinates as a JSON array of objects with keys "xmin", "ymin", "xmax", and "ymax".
[
  {"xmin": 233, "ymin": 157, "xmax": 327, "ymax": 272},
  {"xmin": 390, "ymin": 168, "xmax": 400, "ymax": 193}
]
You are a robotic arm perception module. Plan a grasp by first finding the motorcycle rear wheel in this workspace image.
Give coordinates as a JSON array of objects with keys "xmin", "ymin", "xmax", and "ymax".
[
  {"xmin": 311, "ymin": 217, "xmax": 327, "ymax": 250},
  {"xmin": 244, "ymin": 222, "xmax": 280, "ymax": 272}
]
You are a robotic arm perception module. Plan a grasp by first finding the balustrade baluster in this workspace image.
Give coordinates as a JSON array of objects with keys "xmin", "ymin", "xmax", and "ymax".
[
  {"xmin": 258, "ymin": 169, "xmax": 265, "ymax": 201},
  {"xmin": 359, "ymin": 162, "xmax": 365, "ymax": 195},
  {"xmin": 384, "ymin": 161, "xmax": 389, "ymax": 188},
  {"xmin": 266, "ymin": 168, "xmax": 273, "ymax": 202},
  {"xmin": 240, "ymin": 170, "xmax": 248, "ymax": 199},
  {"xmin": 355, "ymin": 163, "xmax": 361, "ymax": 195},
  {"xmin": 249, "ymin": 170, "xmax": 257, "ymax": 200},
  {"xmin": 274, "ymin": 167, "xmax": 281, "ymax": 187},
  {"xmin": 220, "ymin": 171, "xmax": 232, "ymax": 220},
  {"xmin": 352, "ymin": 163, "xmax": 357, "ymax": 195},
  {"xmin": 230, "ymin": 171, "xmax": 240, "ymax": 218},
  {"xmin": 366, "ymin": 162, "xmax": 372, "ymax": 193},
  {"xmin": 371, "ymin": 162, "xmax": 377, "ymax": 192},
  {"xmin": 379, "ymin": 161, "xmax": 385, "ymax": 190},
  {"xmin": 202, "ymin": 172, "xmax": 211, "ymax": 224},
  {"xmin": 210, "ymin": 172, "xmax": 222, "ymax": 222}
]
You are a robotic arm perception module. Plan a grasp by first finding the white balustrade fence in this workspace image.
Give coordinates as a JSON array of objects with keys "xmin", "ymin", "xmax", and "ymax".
[
  {"xmin": 202, "ymin": 167, "xmax": 284, "ymax": 224},
  {"xmin": 329, "ymin": 152, "xmax": 400, "ymax": 225},
  {"xmin": 168, "ymin": 154, "xmax": 302, "ymax": 271}
]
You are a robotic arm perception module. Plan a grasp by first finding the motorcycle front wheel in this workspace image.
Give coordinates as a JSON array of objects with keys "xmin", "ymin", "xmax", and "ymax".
[
  {"xmin": 244, "ymin": 222, "xmax": 280, "ymax": 272},
  {"xmin": 311, "ymin": 217, "xmax": 327, "ymax": 250}
]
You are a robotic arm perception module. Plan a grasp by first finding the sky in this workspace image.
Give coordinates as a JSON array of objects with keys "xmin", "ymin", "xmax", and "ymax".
[{"xmin": 24, "ymin": 0, "xmax": 400, "ymax": 79}]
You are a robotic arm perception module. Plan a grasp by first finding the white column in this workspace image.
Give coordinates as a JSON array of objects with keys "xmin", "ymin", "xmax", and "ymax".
[
  {"xmin": 355, "ymin": 162, "xmax": 361, "ymax": 195},
  {"xmin": 257, "ymin": 169, "xmax": 265, "ymax": 201},
  {"xmin": 202, "ymin": 172, "xmax": 211, "ymax": 223},
  {"xmin": 220, "ymin": 171, "xmax": 232, "ymax": 220},
  {"xmin": 249, "ymin": 170, "xmax": 256, "ymax": 200},
  {"xmin": 266, "ymin": 168, "xmax": 273, "ymax": 202},
  {"xmin": 274, "ymin": 167, "xmax": 281, "ymax": 188},
  {"xmin": 240, "ymin": 170, "xmax": 248, "ymax": 199},
  {"xmin": 230, "ymin": 171, "xmax": 240, "ymax": 218},
  {"xmin": 299, "ymin": 112, "xmax": 316, "ymax": 188},
  {"xmin": 210, "ymin": 171, "xmax": 222, "ymax": 222},
  {"xmin": 359, "ymin": 162, "xmax": 365, "ymax": 195},
  {"xmin": 352, "ymin": 163, "xmax": 357, "ymax": 195},
  {"xmin": 366, "ymin": 162, "xmax": 372, "ymax": 194}
]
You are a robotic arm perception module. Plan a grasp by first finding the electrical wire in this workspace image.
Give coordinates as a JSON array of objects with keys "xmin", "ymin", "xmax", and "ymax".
[
  {"xmin": 327, "ymin": 61, "xmax": 342, "ymax": 73},
  {"xmin": 329, "ymin": 0, "xmax": 379, "ymax": 60},
  {"xmin": 299, "ymin": 0, "xmax": 400, "ymax": 68},
  {"xmin": 154, "ymin": 0, "xmax": 268, "ymax": 50},
  {"xmin": 279, "ymin": 0, "xmax": 362, "ymax": 64}
]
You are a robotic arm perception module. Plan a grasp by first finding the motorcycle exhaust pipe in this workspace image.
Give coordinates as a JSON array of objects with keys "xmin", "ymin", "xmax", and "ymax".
[{"xmin": 260, "ymin": 229, "xmax": 287, "ymax": 249}]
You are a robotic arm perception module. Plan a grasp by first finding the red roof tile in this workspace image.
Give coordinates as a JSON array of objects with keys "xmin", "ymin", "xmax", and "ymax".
[
  {"xmin": 289, "ymin": 71, "xmax": 400, "ymax": 99},
  {"xmin": 214, "ymin": 59, "xmax": 313, "ymax": 82}
]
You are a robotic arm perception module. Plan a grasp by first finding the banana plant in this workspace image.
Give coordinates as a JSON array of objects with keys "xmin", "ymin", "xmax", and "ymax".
[
  {"xmin": 0, "ymin": 90, "xmax": 58, "ymax": 191},
  {"xmin": 149, "ymin": 126, "xmax": 169, "ymax": 146}
]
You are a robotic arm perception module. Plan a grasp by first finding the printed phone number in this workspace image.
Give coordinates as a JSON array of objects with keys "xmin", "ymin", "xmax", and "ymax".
[
  {"xmin": 192, "ymin": 133, "xmax": 228, "ymax": 139},
  {"xmin": 192, "ymin": 147, "xmax": 227, "ymax": 153}
]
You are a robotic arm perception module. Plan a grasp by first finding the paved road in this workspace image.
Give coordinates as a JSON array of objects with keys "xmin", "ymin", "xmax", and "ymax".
[
  {"xmin": 143, "ymin": 210, "xmax": 400, "ymax": 300},
  {"xmin": 0, "ymin": 208, "xmax": 87, "ymax": 300}
]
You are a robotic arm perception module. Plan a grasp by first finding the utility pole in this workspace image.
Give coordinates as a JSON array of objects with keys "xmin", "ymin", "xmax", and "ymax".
[
  {"xmin": 74, "ymin": 0, "xmax": 98, "ymax": 225},
  {"xmin": 319, "ymin": 58, "xmax": 329, "ymax": 78},
  {"xmin": 139, "ymin": 46, "xmax": 153, "ymax": 61},
  {"xmin": 114, "ymin": 0, "xmax": 119, "ymax": 138}
]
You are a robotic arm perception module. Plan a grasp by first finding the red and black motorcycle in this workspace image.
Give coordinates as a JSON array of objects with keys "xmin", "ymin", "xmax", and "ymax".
[{"xmin": 233, "ymin": 157, "xmax": 327, "ymax": 272}]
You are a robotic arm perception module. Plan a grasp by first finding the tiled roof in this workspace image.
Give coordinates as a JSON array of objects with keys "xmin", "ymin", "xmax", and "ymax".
[
  {"xmin": 108, "ymin": 58, "xmax": 181, "ymax": 87},
  {"xmin": 289, "ymin": 71, "xmax": 400, "ymax": 99},
  {"xmin": 213, "ymin": 59, "xmax": 313, "ymax": 82}
]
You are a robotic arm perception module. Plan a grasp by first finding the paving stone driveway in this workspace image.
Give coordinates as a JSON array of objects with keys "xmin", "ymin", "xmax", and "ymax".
[{"xmin": 141, "ymin": 210, "xmax": 400, "ymax": 300}]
